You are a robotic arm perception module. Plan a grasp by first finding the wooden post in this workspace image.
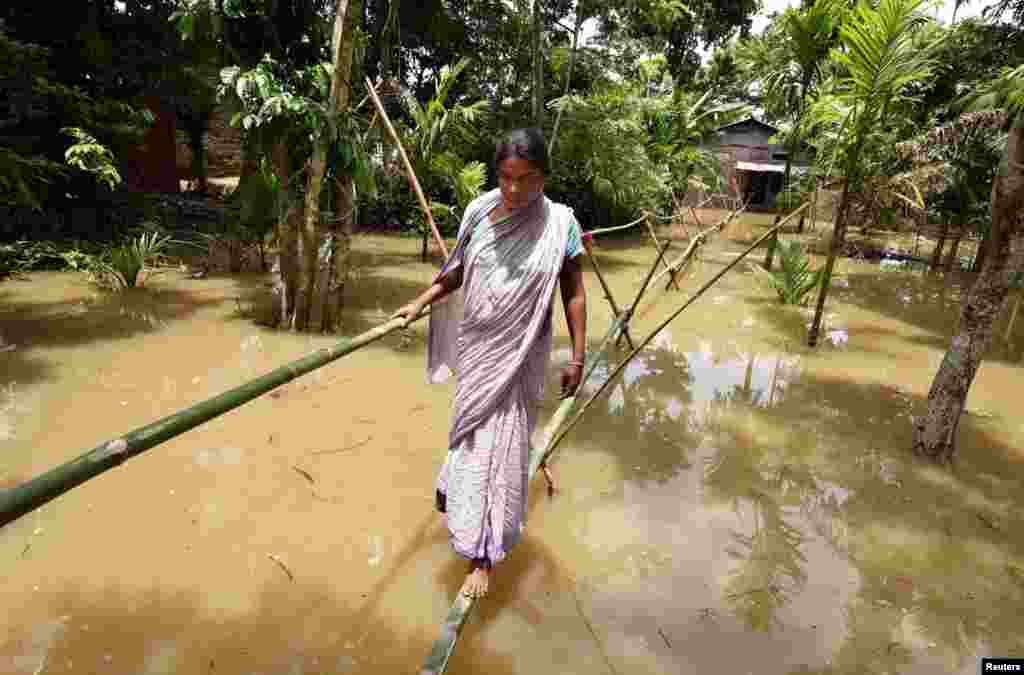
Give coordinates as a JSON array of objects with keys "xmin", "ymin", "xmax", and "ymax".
[{"xmin": 364, "ymin": 77, "xmax": 448, "ymax": 262}]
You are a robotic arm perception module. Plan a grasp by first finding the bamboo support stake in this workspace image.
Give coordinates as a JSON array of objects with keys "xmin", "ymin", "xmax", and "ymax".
[
  {"xmin": 615, "ymin": 240, "xmax": 670, "ymax": 347},
  {"xmin": 0, "ymin": 309, "xmax": 433, "ymax": 528},
  {"xmin": 643, "ymin": 210, "xmax": 680, "ymax": 291},
  {"xmin": 420, "ymin": 314, "xmax": 629, "ymax": 675},
  {"xmin": 364, "ymin": 76, "xmax": 448, "ymax": 261},
  {"xmin": 582, "ymin": 234, "xmax": 636, "ymax": 350}
]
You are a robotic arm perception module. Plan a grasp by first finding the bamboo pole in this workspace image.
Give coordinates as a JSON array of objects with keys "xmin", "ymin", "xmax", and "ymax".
[
  {"xmin": 585, "ymin": 215, "xmax": 647, "ymax": 237},
  {"xmin": 582, "ymin": 239, "xmax": 636, "ymax": 350},
  {"xmin": 420, "ymin": 314, "xmax": 629, "ymax": 675},
  {"xmin": 623, "ymin": 240, "xmax": 671, "ymax": 326},
  {"xmin": 0, "ymin": 309, "xmax": 433, "ymax": 528},
  {"xmin": 650, "ymin": 201, "xmax": 760, "ymax": 289},
  {"xmin": 614, "ymin": 239, "xmax": 670, "ymax": 348},
  {"xmin": 364, "ymin": 76, "xmax": 448, "ymax": 261},
  {"xmin": 643, "ymin": 210, "xmax": 680, "ymax": 291}
]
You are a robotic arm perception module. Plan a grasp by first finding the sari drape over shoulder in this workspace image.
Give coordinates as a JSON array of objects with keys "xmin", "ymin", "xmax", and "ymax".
[{"xmin": 427, "ymin": 188, "xmax": 574, "ymax": 564}]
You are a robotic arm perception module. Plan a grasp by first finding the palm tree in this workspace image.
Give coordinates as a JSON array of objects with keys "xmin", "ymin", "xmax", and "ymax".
[
  {"xmin": 914, "ymin": 65, "xmax": 1024, "ymax": 463},
  {"xmin": 397, "ymin": 57, "xmax": 488, "ymax": 259},
  {"xmin": 806, "ymin": 0, "xmax": 943, "ymax": 347},
  {"xmin": 737, "ymin": 0, "xmax": 844, "ymax": 256}
]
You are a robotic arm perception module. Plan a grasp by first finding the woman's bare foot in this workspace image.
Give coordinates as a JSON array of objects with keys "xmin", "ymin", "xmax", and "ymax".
[{"xmin": 461, "ymin": 559, "xmax": 491, "ymax": 599}]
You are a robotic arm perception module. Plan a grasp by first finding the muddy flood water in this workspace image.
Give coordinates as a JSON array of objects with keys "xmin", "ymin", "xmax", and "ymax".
[{"xmin": 2, "ymin": 229, "xmax": 1023, "ymax": 675}]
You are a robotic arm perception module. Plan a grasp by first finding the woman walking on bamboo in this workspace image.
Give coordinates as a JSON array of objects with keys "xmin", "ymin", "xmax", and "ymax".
[{"xmin": 392, "ymin": 128, "xmax": 588, "ymax": 599}]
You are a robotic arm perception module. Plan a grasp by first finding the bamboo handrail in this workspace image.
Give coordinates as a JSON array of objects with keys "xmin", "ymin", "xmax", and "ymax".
[
  {"xmin": 0, "ymin": 309, "xmax": 433, "ymax": 528},
  {"xmin": 584, "ymin": 215, "xmax": 647, "ymax": 237},
  {"xmin": 364, "ymin": 76, "xmax": 448, "ymax": 260}
]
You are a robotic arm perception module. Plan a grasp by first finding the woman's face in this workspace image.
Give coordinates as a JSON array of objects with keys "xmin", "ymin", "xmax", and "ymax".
[{"xmin": 497, "ymin": 157, "xmax": 544, "ymax": 210}]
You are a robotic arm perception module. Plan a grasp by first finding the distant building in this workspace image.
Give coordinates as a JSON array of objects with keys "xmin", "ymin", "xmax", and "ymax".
[{"xmin": 704, "ymin": 117, "xmax": 814, "ymax": 209}]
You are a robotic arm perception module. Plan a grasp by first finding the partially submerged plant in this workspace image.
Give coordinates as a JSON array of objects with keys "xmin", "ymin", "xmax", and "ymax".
[
  {"xmin": 751, "ymin": 240, "xmax": 826, "ymax": 305},
  {"xmin": 79, "ymin": 227, "xmax": 181, "ymax": 290}
]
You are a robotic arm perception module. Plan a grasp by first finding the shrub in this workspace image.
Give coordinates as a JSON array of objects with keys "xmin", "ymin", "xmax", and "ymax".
[{"xmin": 751, "ymin": 240, "xmax": 825, "ymax": 305}]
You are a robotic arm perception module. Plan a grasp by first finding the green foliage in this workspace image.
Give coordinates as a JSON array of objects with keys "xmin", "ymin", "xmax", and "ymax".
[
  {"xmin": 218, "ymin": 54, "xmax": 378, "ymax": 205},
  {"xmin": 806, "ymin": 0, "xmax": 944, "ymax": 184},
  {"xmin": 751, "ymin": 240, "xmax": 826, "ymax": 305},
  {"xmin": 61, "ymin": 128, "xmax": 123, "ymax": 191},
  {"xmin": 0, "ymin": 22, "xmax": 152, "ymax": 211},
  {"xmin": 0, "ymin": 240, "xmax": 68, "ymax": 280},
  {"xmin": 549, "ymin": 87, "xmax": 672, "ymax": 213},
  {"xmin": 737, "ymin": 0, "xmax": 846, "ymax": 124}
]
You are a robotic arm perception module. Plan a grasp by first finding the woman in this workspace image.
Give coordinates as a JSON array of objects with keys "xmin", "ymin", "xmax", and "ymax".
[{"xmin": 392, "ymin": 128, "xmax": 588, "ymax": 598}]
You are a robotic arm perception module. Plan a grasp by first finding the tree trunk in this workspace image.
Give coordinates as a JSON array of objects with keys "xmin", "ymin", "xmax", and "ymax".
[
  {"xmin": 320, "ymin": 0, "xmax": 358, "ymax": 332},
  {"xmin": 282, "ymin": 0, "xmax": 357, "ymax": 332},
  {"xmin": 914, "ymin": 115, "xmax": 1024, "ymax": 464},
  {"xmin": 808, "ymin": 178, "xmax": 850, "ymax": 347},
  {"xmin": 548, "ymin": 1, "xmax": 583, "ymax": 158},
  {"xmin": 768, "ymin": 79, "xmax": 809, "ymax": 264},
  {"xmin": 272, "ymin": 142, "xmax": 301, "ymax": 328},
  {"xmin": 531, "ymin": 0, "xmax": 544, "ymax": 127}
]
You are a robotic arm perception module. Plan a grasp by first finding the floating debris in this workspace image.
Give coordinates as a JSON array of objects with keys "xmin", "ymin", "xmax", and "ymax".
[
  {"xmin": 827, "ymin": 329, "xmax": 849, "ymax": 347},
  {"xmin": 267, "ymin": 553, "xmax": 295, "ymax": 582}
]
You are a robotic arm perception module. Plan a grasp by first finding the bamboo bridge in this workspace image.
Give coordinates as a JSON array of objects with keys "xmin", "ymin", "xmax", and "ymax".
[{"xmin": 0, "ymin": 203, "xmax": 808, "ymax": 674}]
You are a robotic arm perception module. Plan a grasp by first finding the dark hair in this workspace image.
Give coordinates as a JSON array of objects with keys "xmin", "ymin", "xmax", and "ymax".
[{"xmin": 494, "ymin": 127, "xmax": 548, "ymax": 175}]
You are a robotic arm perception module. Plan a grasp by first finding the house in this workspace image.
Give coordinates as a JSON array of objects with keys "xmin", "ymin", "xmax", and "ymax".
[{"xmin": 703, "ymin": 117, "xmax": 813, "ymax": 209}]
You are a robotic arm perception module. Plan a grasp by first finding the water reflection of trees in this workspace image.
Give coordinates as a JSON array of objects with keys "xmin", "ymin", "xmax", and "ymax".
[
  {"xmin": 700, "ymin": 351, "xmax": 815, "ymax": 632},
  {"xmin": 766, "ymin": 372, "xmax": 1024, "ymax": 673},
  {"xmin": 557, "ymin": 341, "xmax": 701, "ymax": 483},
  {"xmin": 560, "ymin": 337, "xmax": 1024, "ymax": 664}
]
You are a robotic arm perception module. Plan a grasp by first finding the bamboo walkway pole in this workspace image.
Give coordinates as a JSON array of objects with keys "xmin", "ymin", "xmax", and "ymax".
[
  {"xmin": 420, "ymin": 313, "xmax": 629, "ymax": 675},
  {"xmin": 0, "ymin": 310, "xmax": 433, "ymax": 529},
  {"xmin": 364, "ymin": 76, "xmax": 448, "ymax": 261}
]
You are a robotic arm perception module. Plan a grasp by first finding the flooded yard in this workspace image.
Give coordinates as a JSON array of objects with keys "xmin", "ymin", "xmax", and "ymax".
[{"xmin": 1, "ymin": 230, "xmax": 1022, "ymax": 674}]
